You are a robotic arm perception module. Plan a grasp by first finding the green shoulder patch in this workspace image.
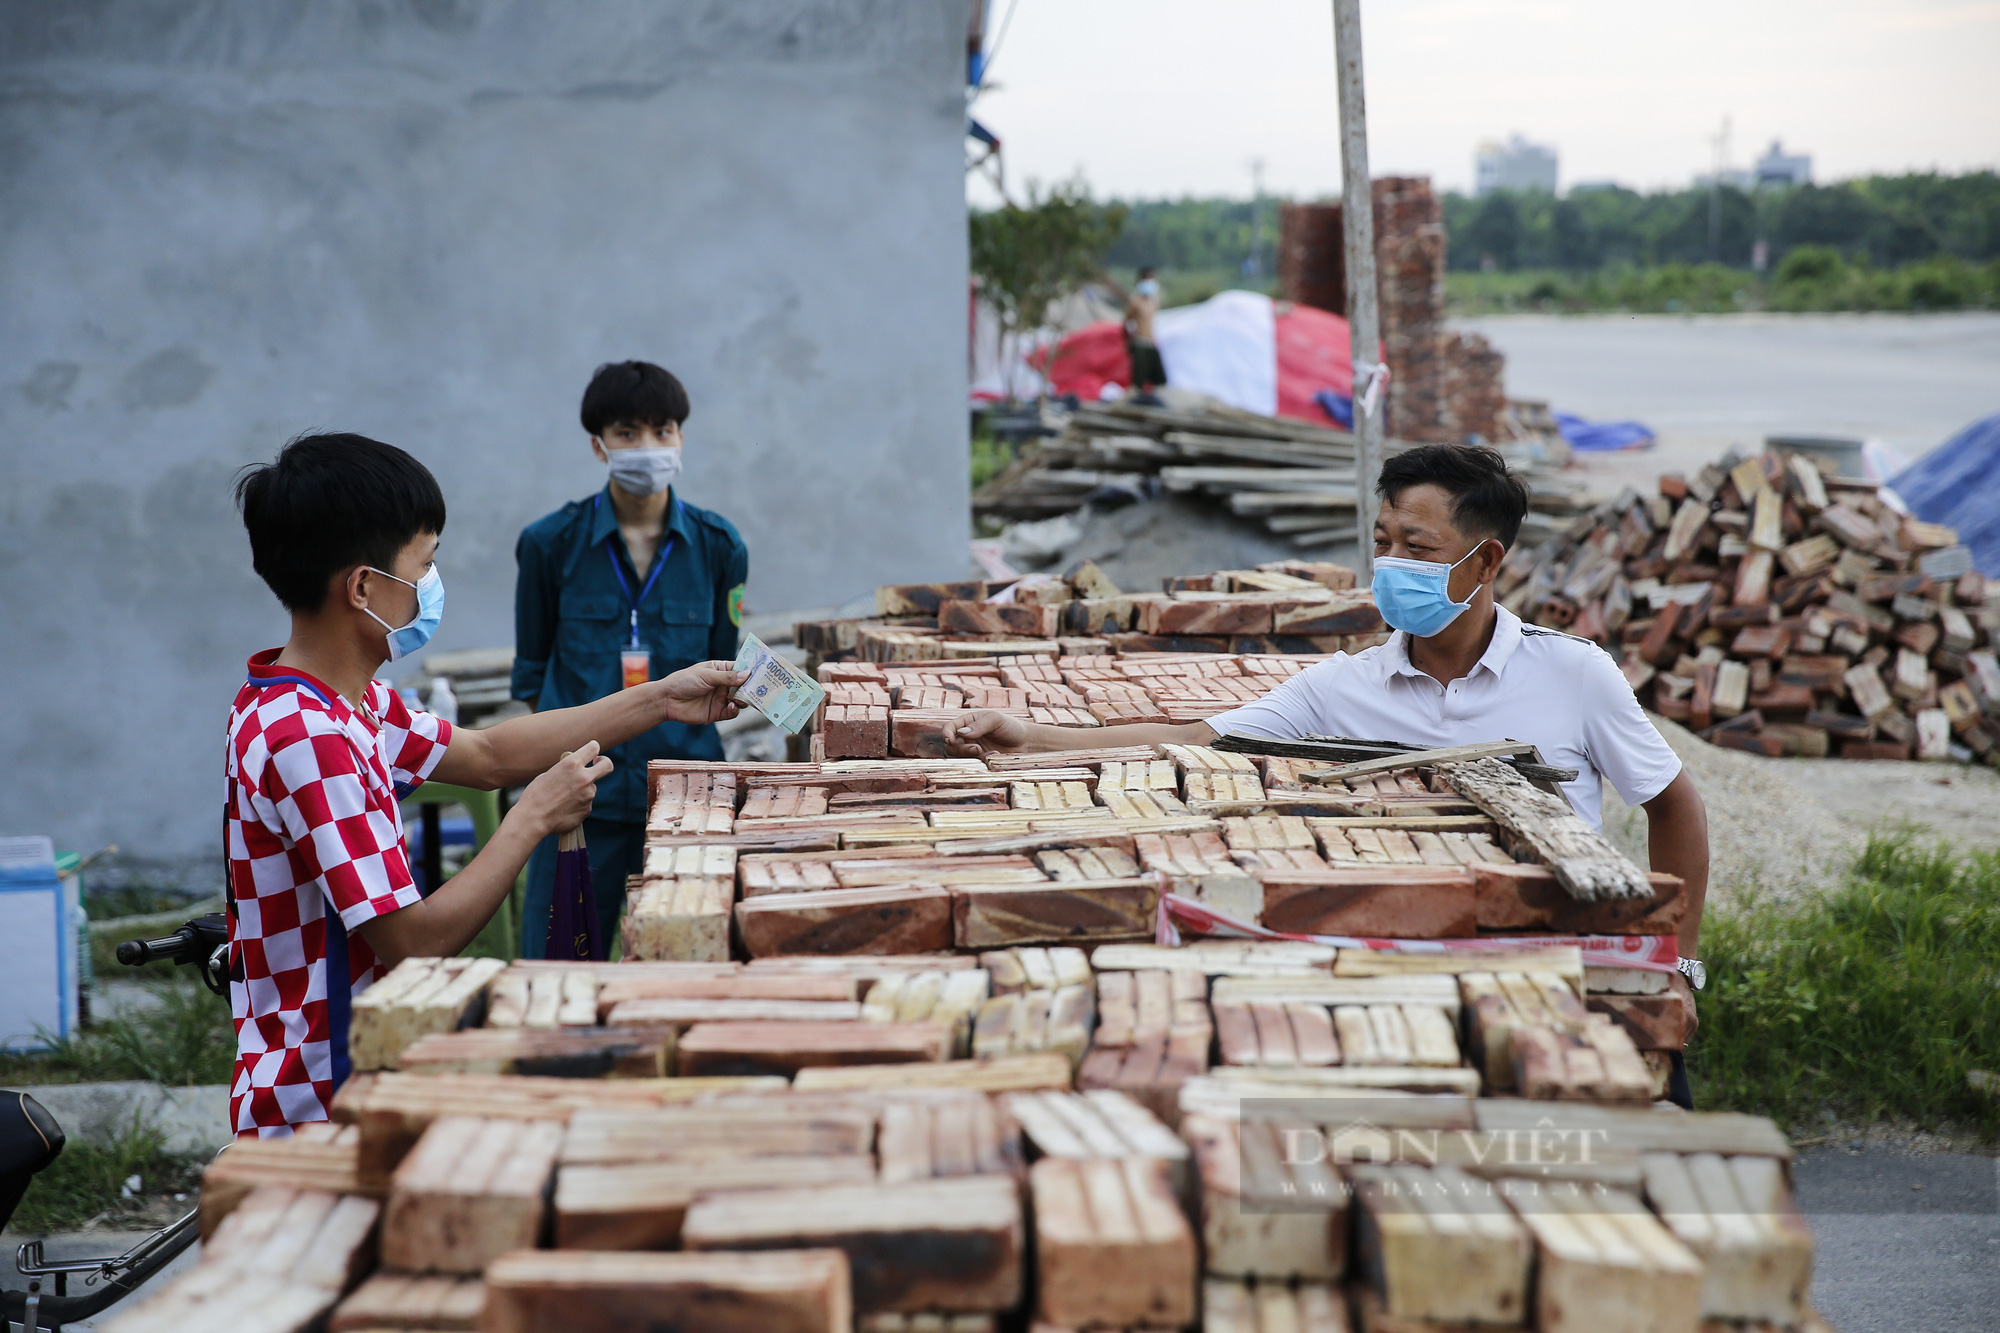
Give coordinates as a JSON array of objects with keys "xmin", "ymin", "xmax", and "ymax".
[{"xmin": 727, "ymin": 584, "xmax": 745, "ymax": 627}]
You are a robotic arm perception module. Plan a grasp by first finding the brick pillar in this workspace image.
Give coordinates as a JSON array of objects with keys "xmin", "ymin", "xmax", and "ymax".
[{"xmin": 1275, "ymin": 180, "xmax": 1478, "ymax": 443}]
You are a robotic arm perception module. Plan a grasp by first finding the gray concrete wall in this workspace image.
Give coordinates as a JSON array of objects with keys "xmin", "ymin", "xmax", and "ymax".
[{"xmin": 0, "ymin": 1, "xmax": 970, "ymax": 860}]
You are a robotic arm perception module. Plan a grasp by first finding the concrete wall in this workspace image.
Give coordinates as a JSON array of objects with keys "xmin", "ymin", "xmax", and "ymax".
[{"xmin": 0, "ymin": 0, "xmax": 970, "ymax": 860}]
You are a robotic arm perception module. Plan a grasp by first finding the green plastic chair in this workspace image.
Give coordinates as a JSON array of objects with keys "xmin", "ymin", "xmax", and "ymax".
[{"xmin": 400, "ymin": 781, "xmax": 523, "ymax": 959}]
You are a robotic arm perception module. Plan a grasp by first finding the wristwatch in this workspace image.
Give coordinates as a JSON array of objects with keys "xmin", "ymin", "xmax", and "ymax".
[{"xmin": 1677, "ymin": 957, "xmax": 1707, "ymax": 991}]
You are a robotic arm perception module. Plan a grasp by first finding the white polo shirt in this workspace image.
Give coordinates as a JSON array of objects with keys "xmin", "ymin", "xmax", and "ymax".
[{"xmin": 1206, "ymin": 605, "xmax": 1682, "ymax": 831}]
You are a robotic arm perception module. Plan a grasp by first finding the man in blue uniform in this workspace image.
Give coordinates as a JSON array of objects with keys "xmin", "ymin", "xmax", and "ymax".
[{"xmin": 511, "ymin": 361, "xmax": 748, "ymax": 956}]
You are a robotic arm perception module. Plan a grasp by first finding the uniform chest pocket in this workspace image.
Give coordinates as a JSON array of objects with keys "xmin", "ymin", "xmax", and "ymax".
[
  {"xmin": 556, "ymin": 589, "xmax": 631, "ymax": 663},
  {"xmin": 651, "ymin": 599, "xmax": 714, "ymax": 669}
]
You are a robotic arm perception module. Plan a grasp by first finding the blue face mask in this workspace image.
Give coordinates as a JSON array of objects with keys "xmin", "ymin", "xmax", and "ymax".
[
  {"xmin": 364, "ymin": 564, "xmax": 444, "ymax": 662},
  {"xmin": 1370, "ymin": 545, "xmax": 1484, "ymax": 638}
]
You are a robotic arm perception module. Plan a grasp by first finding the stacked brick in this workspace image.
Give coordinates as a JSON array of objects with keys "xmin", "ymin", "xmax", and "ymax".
[
  {"xmin": 1500, "ymin": 446, "xmax": 2000, "ymax": 765},
  {"xmin": 146, "ymin": 735, "xmax": 1837, "ymax": 1333},
  {"xmin": 1278, "ymin": 179, "xmax": 1509, "ymax": 445}
]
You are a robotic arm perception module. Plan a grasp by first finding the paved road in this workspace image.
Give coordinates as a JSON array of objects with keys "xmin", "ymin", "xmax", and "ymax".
[
  {"xmin": 1795, "ymin": 1146, "xmax": 2000, "ymax": 1333},
  {"xmin": 1460, "ymin": 312, "xmax": 2000, "ymax": 496}
]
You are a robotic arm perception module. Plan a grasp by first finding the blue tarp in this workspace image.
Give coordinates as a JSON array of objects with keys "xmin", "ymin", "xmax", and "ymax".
[
  {"xmin": 1891, "ymin": 413, "xmax": 2000, "ymax": 577},
  {"xmin": 1556, "ymin": 412, "xmax": 1656, "ymax": 453}
]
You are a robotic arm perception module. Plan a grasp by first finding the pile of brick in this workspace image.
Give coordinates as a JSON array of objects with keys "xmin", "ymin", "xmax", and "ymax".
[
  {"xmin": 1501, "ymin": 446, "xmax": 2000, "ymax": 765},
  {"xmin": 802, "ymin": 557, "xmax": 1380, "ymax": 668},
  {"xmin": 1277, "ymin": 178, "xmax": 1509, "ymax": 446},
  {"xmin": 136, "ymin": 732, "xmax": 1837, "ymax": 1333}
]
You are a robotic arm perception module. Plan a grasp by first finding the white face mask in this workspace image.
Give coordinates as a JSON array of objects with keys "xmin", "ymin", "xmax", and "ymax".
[{"xmin": 605, "ymin": 444, "xmax": 682, "ymax": 496}]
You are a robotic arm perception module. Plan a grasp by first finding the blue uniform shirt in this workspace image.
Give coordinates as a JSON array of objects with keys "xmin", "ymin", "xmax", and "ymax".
[{"xmin": 512, "ymin": 487, "xmax": 747, "ymax": 823}]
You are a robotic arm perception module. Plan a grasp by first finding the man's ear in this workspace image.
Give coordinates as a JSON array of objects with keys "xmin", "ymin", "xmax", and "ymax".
[
  {"xmin": 588, "ymin": 435, "xmax": 608, "ymax": 463},
  {"xmin": 1476, "ymin": 537, "xmax": 1507, "ymax": 584}
]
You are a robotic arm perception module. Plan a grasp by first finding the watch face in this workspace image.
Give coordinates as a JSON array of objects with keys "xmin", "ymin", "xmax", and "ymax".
[{"xmin": 1682, "ymin": 958, "xmax": 1707, "ymax": 990}]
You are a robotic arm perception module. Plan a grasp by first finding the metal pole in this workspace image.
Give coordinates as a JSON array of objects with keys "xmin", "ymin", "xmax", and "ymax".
[{"xmin": 1332, "ymin": 0, "xmax": 1381, "ymax": 576}]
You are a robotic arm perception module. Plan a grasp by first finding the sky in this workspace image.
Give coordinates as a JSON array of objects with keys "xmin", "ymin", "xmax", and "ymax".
[{"xmin": 965, "ymin": 0, "xmax": 2000, "ymax": 205}]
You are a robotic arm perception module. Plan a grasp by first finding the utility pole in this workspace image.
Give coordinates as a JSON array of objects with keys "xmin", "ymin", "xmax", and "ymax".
[
  {"xmin": 1332, "ymin": 0, "xmax": 1381, "ymax": 576},
  {"xmin": 1246, "ymin": 157, "xmax": 1266, "ymax": 279},
  {"xmin": 1708, "ymin": 114, "xmax": 1730, "ymax": 262}
]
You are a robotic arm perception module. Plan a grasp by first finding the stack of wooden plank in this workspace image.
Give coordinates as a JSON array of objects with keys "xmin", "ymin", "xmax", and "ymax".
[
  {"xmin": 1500, "ymin": 445, "xmax": 2000, "ymax": 764},
  {"xmin": 967, "ymin": 396, "xmax": 1595, "ymax": 551}
]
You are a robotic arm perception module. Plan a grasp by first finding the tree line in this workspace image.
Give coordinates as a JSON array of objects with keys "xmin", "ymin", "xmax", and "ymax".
[{"xmin": 1094, "ymin": 172, "xmax": 2000, "ymax": 276}]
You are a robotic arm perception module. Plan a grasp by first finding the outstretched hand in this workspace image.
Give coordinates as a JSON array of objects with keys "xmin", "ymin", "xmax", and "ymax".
[
  {"xmin": 944, "ymin": 709, "xmax": 1029, "ymax": 758},
  {"xmin": 514, "ymin": 742, "xmax": 614, "ymax": 838},
  {"xmin": 658, "ymin": 661, "xmax": 746, "ymax": 725}
]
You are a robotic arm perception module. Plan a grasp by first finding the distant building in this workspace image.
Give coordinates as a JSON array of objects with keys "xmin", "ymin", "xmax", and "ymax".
[
  {"xmin": 1754, "ymin": 140, "xmax": 1812, "ymax": 187},
  {"xmin": 1474, "ymin": 134, "xmax": 1558, "ymax": 196}
]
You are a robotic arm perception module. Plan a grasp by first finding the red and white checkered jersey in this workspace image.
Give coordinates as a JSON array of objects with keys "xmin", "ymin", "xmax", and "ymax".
[{"xmin": 225, "ymin": 651, "xmax": 452, "ymax": 1136}]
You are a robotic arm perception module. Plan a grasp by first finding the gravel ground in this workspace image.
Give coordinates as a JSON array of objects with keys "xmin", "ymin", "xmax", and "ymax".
[{"xmin": 1601, "ymin": 713, "xmax": 2000, "ymax": 910}]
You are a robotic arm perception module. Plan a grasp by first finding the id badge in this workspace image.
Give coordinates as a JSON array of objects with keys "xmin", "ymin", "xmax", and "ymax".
[{"xmin": 620, "ymin": 648, "xmax": 651, "ymax": 690}]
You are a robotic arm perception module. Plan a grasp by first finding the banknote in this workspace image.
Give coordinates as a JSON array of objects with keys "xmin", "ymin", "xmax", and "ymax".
[{"xmin": 732, "ymin": 631, "xmax": 826, "ymax": 734}]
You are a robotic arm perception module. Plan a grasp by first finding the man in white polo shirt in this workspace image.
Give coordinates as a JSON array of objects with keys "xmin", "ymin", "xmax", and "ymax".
[{"xmin": 947, "ymin": 443, "xmax": 1710, "ymax": 1104}]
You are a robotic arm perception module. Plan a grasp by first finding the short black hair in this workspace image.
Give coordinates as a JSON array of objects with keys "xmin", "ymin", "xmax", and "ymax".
[
  {"xmin": 1377, "ymin": 443, "xmax": 1531, "ymax": 549},
  {"xmin": 580, "ymin": 361, "xmax": 690, "ymax": 436},
  {"xmin": 235, "ymin": 432, "xmax": 447, "ymax": 612},
  {"xmin": 1137, "ymin": 266, "xmax": 1157, "ymax": 279}
]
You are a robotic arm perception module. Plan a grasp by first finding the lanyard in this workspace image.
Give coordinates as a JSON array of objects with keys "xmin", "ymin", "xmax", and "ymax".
[{"xmin": 605, "ymin": 524, "xmax": 675, "ymax": 648}]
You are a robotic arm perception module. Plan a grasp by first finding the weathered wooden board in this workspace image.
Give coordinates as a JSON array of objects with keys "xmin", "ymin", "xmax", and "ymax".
[{"xmin": 1437, "ymin": 758, "xmax": 1653, "ymax": 901}]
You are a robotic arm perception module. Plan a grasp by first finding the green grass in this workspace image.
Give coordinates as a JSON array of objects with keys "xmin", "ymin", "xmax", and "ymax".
[
  {"xmin": 1446, "ymin": 254, "xmax": 2000, "ymax": 315},
  {"xmin": 0, "ymin": 975, "xmax": 233, "ymax": 1089},
  {"xmin": 6, "ymin": 1123, "xmax": 206, "ymax": 1235},
  {"xmin": 1691, "ymin": 834, "xmax": 2000, "ymax": 1137}
]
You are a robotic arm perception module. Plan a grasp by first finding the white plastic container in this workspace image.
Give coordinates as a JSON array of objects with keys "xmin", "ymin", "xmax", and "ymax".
[{"xmin": 0, "ymin": 836, "xmax": 76, "ymax": 1050}]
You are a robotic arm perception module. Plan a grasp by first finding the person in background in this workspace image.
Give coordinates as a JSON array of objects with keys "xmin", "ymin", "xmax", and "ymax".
[
  {"xmin": 512, "ymin": 361, "xmax": 749, "ymax": 956},
  {"xmin": 947, "ymin": 443, "xmax": 1711, "ymax": 1108},
  {"xmin": 228, "ymin": 433, "xmax": 740, "ymax": 1134},
  {"xmin": 1124, "ymin": 266, "xmax": 1168, "ymax": 406}
]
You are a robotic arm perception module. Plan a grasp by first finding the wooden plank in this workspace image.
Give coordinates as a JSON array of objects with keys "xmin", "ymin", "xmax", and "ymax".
[
  {"xmin": 1437, "ymin": 757, "xmax": 1652, "ymax": 901},
  {"xmin": 482, "ymin": 1248, "xmax": 851, "ymax": 1333},
  {"xmin": 952, "ymin": 876, "xmax": 1162, "ymax": 949},
  {"xmin": 380, "ymin": 1116, "xmax": 564, "ymax": 1274},
  {"xmin": 677, "ymin": 1020, "xmax": 953, "ymax": 1078},
  {"xmin": 736, "ymin": 884, "xmax": 954, "ymax": 956},
  {"xmin": 682, "ymin": 1175, "xmax": 1023, "ymax": 1314},
  {"xmin": 1299, "ymin": 741, "xmax": 1534, "ymax": 784},
  {"xmin": 1031, "ymin": 1156, "xmax": 1197, "ymax": 1329}
]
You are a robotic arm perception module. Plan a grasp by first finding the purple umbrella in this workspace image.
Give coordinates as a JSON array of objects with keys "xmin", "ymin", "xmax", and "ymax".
[{"xmin": 546, "ymin": 825, "xmax": 601, "ymax": 961}]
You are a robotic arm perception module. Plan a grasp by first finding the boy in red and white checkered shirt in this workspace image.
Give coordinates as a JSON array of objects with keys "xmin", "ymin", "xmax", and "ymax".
[{"xmin": 227, "ymin": 433, "xmax": 745, "ymax": 1136}]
